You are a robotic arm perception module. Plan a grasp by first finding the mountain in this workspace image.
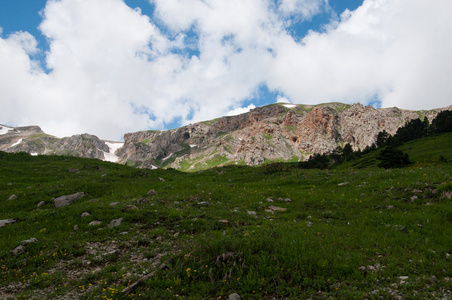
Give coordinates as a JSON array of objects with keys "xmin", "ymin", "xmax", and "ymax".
[
  {"xmin": 115, "ymin": 102, "xmax": 451, "ymax": 170},
  {"xmin": 0, "ymin": 125, "xmax": 123, "ymax": 162},
  {"xmin": 1, "ymin": 102, "xmax": 451, "ymax": 170}
]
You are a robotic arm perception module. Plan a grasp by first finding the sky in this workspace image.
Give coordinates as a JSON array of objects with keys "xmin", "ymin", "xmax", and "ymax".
[{"xmin": 0, "ymin": 0, "xmax": 451, "ymax": 141}]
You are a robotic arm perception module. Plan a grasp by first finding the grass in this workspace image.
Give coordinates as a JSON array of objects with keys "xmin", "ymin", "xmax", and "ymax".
[{"xmin": 0, "ymin": 133, "xmax": 451, "ymax": 299}]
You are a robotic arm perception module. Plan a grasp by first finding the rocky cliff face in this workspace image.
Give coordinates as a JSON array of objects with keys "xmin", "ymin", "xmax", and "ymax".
[
  {"xmin": 116, "ymin": 102, "xmax": 451, "ymax": 170},
  {"xmin": 0, "ymin": 125, "xmax": 116, "ymax": 160},
  {"xmin": 2, "ymin": 102, "xmax": 450, "ymax": 170}
]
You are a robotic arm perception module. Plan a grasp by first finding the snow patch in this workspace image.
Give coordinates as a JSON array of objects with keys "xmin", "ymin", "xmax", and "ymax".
[
  {"xmin": 0, "ymin": 126, "xmax": 14, "ymax": 135},
  {"xmin": 162, "ymin": 153, "xmax": 173, "ymax": 162},
  {"xmin": 31, "ymin": 153, "xmax": 38, "ymax": 156},
  {"xmin": 190, "ymin": 144, "xmax": 197, "ymax": 148},
  {"xmin": 11, "ymin": 139, "xmax": 23, "ymax": 147},
  {"xmin": 103, "ymin": 142, "xmax": 124, "ymax": 163},
  {"xmin": 283, "ymin": 104, "xmax": 297, "ymax": 109}
]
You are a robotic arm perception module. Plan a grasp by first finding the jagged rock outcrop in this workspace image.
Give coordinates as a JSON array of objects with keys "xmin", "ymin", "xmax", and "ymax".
[
  {"xmin": 0, "ymin": 125, "xmax": 116, "ymax": 160},
  {"xmin": 116, "ymin": 102, "xmax": 451, "ymax": 170},
  {"xmin": 2, "ymin": 102, "xmax": 450, "ymax": 170}
]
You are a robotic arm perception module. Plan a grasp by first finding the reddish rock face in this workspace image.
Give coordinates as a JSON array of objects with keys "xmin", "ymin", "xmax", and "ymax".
[
  {"xmin": 115, "ymin": 103, "xmax": 451, "ymax": 169},
  {"xmin": 3, "ymin": 102, "xmax": 449, "ymax": 170}
]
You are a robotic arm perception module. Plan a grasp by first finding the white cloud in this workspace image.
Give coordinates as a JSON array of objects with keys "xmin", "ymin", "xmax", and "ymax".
[
  {"xmin": 268, "ymin": 0, "xmax": 452, "ymax": 109},
  {"xmin": 226, "ymin": 104, "xmax": 257, "ymax": 116},
  {"xmin": 0, "ymin": 0, "xmax": 451, "ymax": 141},
  {"xmin": 278, "ymin": 0, "xmax": 329, "ymax": 20},
  {"xmin": 276, "ymin": 95, "xmax": 291, "ymax": 103}
]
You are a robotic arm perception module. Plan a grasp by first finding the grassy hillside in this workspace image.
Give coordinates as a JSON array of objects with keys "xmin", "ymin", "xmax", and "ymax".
[{"xmin": 1, "ymin": 134, "xmax": 451, "ymax": 299}]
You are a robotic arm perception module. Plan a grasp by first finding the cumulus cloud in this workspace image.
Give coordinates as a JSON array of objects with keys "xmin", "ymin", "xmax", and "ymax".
[
  {"xmin": 0, "ymin": 0, "xmax": 451, "ymax": 140},
  {"xmin": 278, "ymin": 0, "xmax": 329, "ymax": 20}
]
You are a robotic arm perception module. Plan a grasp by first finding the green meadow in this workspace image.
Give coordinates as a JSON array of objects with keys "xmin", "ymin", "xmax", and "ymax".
[{"xmin": 1, "ymin": 133, "xmax": 451, "ymax": 299}]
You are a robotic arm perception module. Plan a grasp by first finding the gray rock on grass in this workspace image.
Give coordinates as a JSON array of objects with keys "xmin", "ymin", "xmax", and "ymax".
[
  {"xmin": 8, "ymin": 194, "xmax": 17, "ymax": 201},
  {"xmin": 229, "ymin": 293, "xmax": 241, "ymax": 300},
  {"xmin": 0, "ymin": 219, "xmax": 17, "ymax": 228},
  {"xmin": 109, "ymin": 218, "xmax": 123, "ymax": 228},
  {"xmin": 11, "ymin": 238, "xmax": 38, "ymax": 255},
  {"xmin": 147, "ymin": 189, "xmax": 157, "ymax": 196},
  {"xmin": 89, "ymin": 220, "xmax": 102, "ymax": 226},
  {"xmin": 54, "ymin": 192, "xmax": 85, "ymax": 208}
]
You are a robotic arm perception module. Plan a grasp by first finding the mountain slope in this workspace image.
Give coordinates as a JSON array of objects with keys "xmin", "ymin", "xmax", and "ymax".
[
  {"xmin": 117, "ymin": 102, "xmax": 451, "ymax": 171},
  {"xmin": 2, "ymin": 102, "xmax": 451, "ymax": 170},
  {"xmin": 0, "ymin": 124, "xmax": 123, "ymax": 161}
]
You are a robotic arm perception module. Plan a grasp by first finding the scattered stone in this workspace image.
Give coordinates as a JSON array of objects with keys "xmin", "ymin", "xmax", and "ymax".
[
  {"xmin": 7, "ymin": 182, "xmax": 12, "ymax": 186},
  {"xmin": 278, "ymin": 197, "xmax": 291, "ymax": 203},
  {"xmin": 410, "ymin": 196, "xmax": 418, "ymax": 201},
  {"xmin": 0, "ymin": 219, "xmax": 17, "ymax": 228},
  {"xmin": 219, "ymin": 220, "xmax": 229, "ymax": 224},
  {"xmin": 266, "ymin": 205, "xmax": 287, "ymax": 213},
  {"xmin": 37, "ymin": 201, "xmax": 46, "ymax": 208},
  {"xmin": 120, "ymin": 232, "xmax": 128, "ymax": 235},
  {"xmin": 21, "ymin": 238, "xmax": 38, "ymax": 245},
  {"xmin": 338, "ymin": 182, "xmax": 349, "ymax": 186},
  {"xmin": 387, "ymin": 206, "xmax": 395, "ymax": 209},
  {"xmin": 307, "ymin": 222, "xmax": 314, "ymax": 227},
  {"xmin": 442, "ymin": 191, "xmax": 452, "ymax": 199},
  {"xmin": 8, "ymin": 194, "xmax": 17, "ymax": 201},
  {"xmin": 11, "ymin": 245, "xmax": 25, "ymax": 255},
  {"xmin": 74, "ymin": 225, "xmax": 79, "ymax": 231},
  {"xmin": 189, "ymin": 195, "xmax": 199, "ymax": 202},
  {"xmin": 124, "ymin": 205, "xmax": 138, "ymax": 211},
  {"xmin": 266, "ymin": 198, "xmax": 274, "ymax": 202},
  {"xmin": 198, "ymin": 201, "xmax": 209, "ymax": 206},
  {"xmin": 247, "ymin": 211, "xmax": 257, "ymax": 217},
  {"xmin": 89, "ymin": 220, "xmax": 102, "ymax": 226},
  {"xmin": 360, "ymin": 193, "xmax": 366, "ymax": 197},
  {"xmin": 412, "ymin": 189, "xmax": 422, "ymax": 194},
  {"xmin": 109, "ymin": 218, "xmax": 124, "ymax": 228},
  {"xmin": 96, "ymin": 166, "xmax": 105, "ymax": 172},
  {"xmin": 229, "ymin": 293, "xmax": 241, "ymax": 300},
  {"xmin": 81, "ymin": 212, "xmax": 91, "ymax": 218},
  {"xmin": 54, "ymin": 192, "xmax": 85, "ymax": 208},
  {"xmin": 68, "ymin": 167, "xmax": 79, "ymax": 173},
  {"xmin": 135, "ymin": 198, "xmax": 149, "ymax": 205},
  {"xmin": 110, "ymin": 202, "xmax": 119, "ymax": 206},
  {"xmin": 147, "ymin": 189, "xmax": 158, "ymax": 196},
  {"xmin": 158, "ymin": 177, "xmax": 165, "ymax": 182}
]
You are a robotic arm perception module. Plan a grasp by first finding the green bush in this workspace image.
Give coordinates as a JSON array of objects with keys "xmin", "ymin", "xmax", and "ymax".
[{"xmin": 377, "ymin": 147, "xmax": 412, "ymax": 168}]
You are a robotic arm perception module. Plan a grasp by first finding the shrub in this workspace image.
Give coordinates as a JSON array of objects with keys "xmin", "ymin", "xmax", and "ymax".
[{"xmin": 377, "ymin": 147, "xmax": 412, "ymax": 169}]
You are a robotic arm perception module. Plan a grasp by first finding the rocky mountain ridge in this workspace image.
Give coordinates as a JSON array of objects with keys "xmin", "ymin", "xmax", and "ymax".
[
  {"xmin": 1, "ymin": 102, "xmax": 451, "ymax": 170},
  {"xmin": 0, "ymin": 125, "xmax": 122, "ymax": 162}
]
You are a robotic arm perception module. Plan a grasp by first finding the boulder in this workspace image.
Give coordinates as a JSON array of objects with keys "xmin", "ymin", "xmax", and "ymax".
[
  {"xmin": 109, "ymin": 218, "xmax": 123, "ymax": 228},
  {"xmin": 247, "ymin": 211, "xmax": 257, "ymax": 217},
  {"xmin": 124, "ymin": 205, "xmax": 138, "ymax": 211},
  {"xmin": 37, "ymin": 201, "xmax": 46, "ymax": 208},
  {"xmin": 229, "ymin": 293, "xmax": 241, "ymax": 300},
  {"xmin": 147, "ymin": 189, "xmax": 158, "ymax": 196},
  {"xmin": 81, "ymin": 212, "xmax": 91, "ymax": 218},
  {"xmin": 54, "ymin": 192, "xmax": 85, "ymax": 208},
  {"xmin": 12, "ymin": 238, "xmax": 38, "ymax": 255},
  {"xmin": 0, "ymin": 219, "xmax": 17, "ymax": 228},
  {"xmin": 7, "ymin": 194, "xmax": 17, "ymax": 201},
  {"xmin": 266, "ymin": 205, "xmax": 287, "ymax": 213},
  {"xmin": 89, "ymin": 220, "xmax": 102, "ymax": 226}
]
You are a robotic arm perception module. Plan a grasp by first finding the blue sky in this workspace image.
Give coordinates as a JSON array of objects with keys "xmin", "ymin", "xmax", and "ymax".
[{"xmin": 1, "ymin": 0, "xmax": 451, "ymax": 140}]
